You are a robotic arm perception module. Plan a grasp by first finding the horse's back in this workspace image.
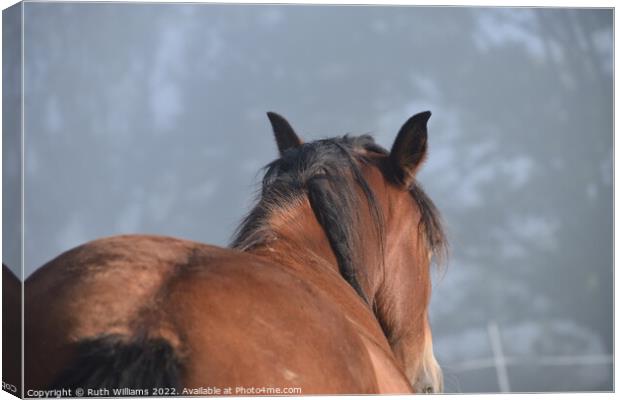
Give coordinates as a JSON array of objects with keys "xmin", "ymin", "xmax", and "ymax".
[
  {"xmin": 26, "ymin": 235, "xmax": 212, "ymax": 341},
  {"xmin": 161, "ymin": 251, "xmax": 381, "ymax": 393},
  {"xmin": 25, "ymin": 234, "xmax": 407, "ymax": 393},
  {"xmin": 25, "ymin": 235, "xmax": 213, "ymax": 389}
]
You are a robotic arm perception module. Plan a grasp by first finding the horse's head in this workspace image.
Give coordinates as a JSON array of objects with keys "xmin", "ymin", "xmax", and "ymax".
[{"xmin": 234, "ymin": 111, "xmax": 446, "ymax": 393}]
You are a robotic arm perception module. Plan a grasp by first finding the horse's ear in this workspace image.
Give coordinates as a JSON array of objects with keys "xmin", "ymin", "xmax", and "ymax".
[
  {"xmin": 267, "ymin": 112, "xmax": 303, "ymax": 155},
  {"xmin": 389, "ymin": 111, "xmax": 431, "ymax": 187}
]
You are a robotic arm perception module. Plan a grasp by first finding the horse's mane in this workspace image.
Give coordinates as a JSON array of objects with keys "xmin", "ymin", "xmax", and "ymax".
[{"xmin": 230, "ymin": 134, "xmax": 446, "ymax": 302}]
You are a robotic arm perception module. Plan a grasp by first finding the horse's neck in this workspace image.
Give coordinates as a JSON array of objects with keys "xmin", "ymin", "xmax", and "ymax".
[
  {"xmin": 376, "ymin": 231, "xmax": 431, "ymax": 340},
  {"xmin": 245, "ymin": 198, "xmax": 383, "ymax": 303},
  {"xmin": 245, "ymin": 204, "xmax": 393, "ymax": 348},
  {"xmin": 247, "ymin": 200, "xmax": 339, "ymax": 274}
]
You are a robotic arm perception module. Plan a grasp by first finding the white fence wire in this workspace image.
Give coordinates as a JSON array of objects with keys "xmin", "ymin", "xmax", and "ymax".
[{"xmin": 441, "ymin": 321, "xmax": 613, "ymax": 392}]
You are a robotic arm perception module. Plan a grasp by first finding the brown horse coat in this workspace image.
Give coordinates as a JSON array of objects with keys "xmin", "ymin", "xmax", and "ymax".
[
  {"xmin": 26, "ymin": 234, "xmax": 410, "ymax": 393},
  {"xmin": 3, "ymin": 265, "xmax": 21, "ymax": 396}
]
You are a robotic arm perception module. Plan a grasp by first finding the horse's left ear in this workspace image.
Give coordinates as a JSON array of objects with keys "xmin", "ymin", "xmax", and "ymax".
[
  {"xmin": 267, "ymin": 112, "xmax": 303, "ymax": 155},
  {"xmin": 389, "ymin": 111, "xmax": 431, "ymax": 187}
]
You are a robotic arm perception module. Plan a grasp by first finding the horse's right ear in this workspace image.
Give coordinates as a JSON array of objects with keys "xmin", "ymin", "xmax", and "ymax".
[
  {"xmin": 267, "ymin": 112, "xmax": 303, "ymax": 155},
  {"xmin": 389, "ymin": 111, "xmax": 431, "ymax": 188}
]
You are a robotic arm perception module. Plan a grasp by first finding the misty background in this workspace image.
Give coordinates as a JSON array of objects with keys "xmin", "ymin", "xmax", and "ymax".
[{"xmin": 6, "ymin": 3, "xmax": 613, "ymax": 392}]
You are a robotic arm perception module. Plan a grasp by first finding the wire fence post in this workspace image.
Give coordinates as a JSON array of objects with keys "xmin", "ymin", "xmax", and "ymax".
[
  {"xmin": 444, "ymin": 321, "xmax": 612, "ymax": 392},
  {"xmin": 487, "ymin": 321, "xmax": 511, "ymax": 393}
]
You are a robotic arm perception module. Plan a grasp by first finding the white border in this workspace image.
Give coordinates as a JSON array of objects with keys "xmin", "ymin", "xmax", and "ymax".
[{"xmin": 0, "ymin": 1, "xmax": 615, "ymax": 400}]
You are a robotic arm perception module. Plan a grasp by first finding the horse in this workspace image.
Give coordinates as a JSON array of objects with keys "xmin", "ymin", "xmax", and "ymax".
[
  {"xmin": 24, "ymin": 111, "xmax": 447, "ymax": 395},
  {"xmin": 3, "ymin": 264, "xmax": 22, "ymax": 396}
]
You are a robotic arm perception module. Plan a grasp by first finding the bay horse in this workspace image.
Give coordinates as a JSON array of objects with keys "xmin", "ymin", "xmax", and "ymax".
[
  {"xmin": 24, "ymin": 111, "xmax": 446, "ymax": 395},
  {"xmin": 3, "ymin": 264, "xmax": 21, "ymax": 396}
]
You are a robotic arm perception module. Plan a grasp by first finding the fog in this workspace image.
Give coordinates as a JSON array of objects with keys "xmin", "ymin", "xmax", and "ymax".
[{"xmin": 5, "ymin": 3, "xmax": 613, "ymax": 392}]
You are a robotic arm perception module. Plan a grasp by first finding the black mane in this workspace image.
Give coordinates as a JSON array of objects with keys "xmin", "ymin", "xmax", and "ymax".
[{"xmin": 231, "ymin": 134, "xmax": 446, "ymax": 302}]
